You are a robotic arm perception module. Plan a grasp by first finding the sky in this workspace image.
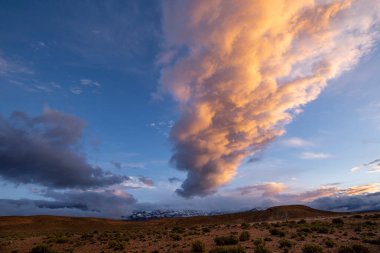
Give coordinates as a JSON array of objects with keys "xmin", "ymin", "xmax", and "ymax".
[{"xmin": 1, "ymin": 0, "xmax": 380, "ymax": 218}]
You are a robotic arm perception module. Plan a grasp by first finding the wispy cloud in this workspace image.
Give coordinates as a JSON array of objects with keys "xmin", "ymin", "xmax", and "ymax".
[
  {"xmin": 0, "ymin": 54, "xmax": 33, "ymax": 76},
  {"xmin": 280, "ymin": 137, "xmax": 314, "ymax": 148},
  {"xmin": 70, "ymin": 86, "xmax": 84, "ymax": 95},
  {"xmin": 148, "ymin": 120, "xmax": 174, "ymax": 137},
  {"xmin": 80, "ymin": 78, "xmax": 101, "ymax": 87},
  {"xmin": 299, "ymin": 152, "xmax": 332, "ymax": 160},
  {"xmin": 350, "ymin": 158, "xmax": 380, "ymax": 173}
]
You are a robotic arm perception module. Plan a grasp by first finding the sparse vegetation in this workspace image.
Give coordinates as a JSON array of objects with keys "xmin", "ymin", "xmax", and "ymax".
[
  {"xmin": 302, "ymin": 243, "xmax": 323, "ymax": 253},
  {"xmin": 332, "ymin": 218, "xmax": 344, "ymax": 225},
  {"xmin": 29, "ymin": 245, "xmax": 56, "ymax": 253},
  {"xmin": 0, "ymin": 206, "xmax": 378, "ymax": 253},
  {"xmin": 269, "ymin": 228, "xmax": 285, "ymax": 237},
  {"xmin": 214, "ymin": 235, "xmax": 239, "ymax": 246},
  {"xmin": 209, "ymin": 246, "xmax": 245, "ymax": 253},
  {"xmin": 239, "ymin": 231, "xmax": 250, "ymax": 242},
  {"xmin": 192, "ymin": 240, "xmax": 206, "ymax": 252}
]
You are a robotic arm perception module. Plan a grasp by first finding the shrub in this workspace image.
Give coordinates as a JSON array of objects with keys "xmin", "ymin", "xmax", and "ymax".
[
  {"xmin": 332, "ymin": 218, "xmax": 344, "ymax": 225},
  {"xmin": 170, "ymin": 234, "xmax": 182, "ymax": 241},
  {"xmin": 29, "ymin": 245, "xmax": 56, "ymax": 253},
  {"xmin": 253, "ymin": 238, "xmax": 265, "ymax": 247},
  {"xmin": 298, "ymin": 219, "xmax": 307, "ymax": 224},
  {"xmin": 324, "ymin": 238, "xmax": 335, "ymax": 248},
  {"xmin": 278, "ymin": 239, "xmax": 292, "ymax": 249},
  {"xmin": 239, "ymin": 231, "xmax": 250, "ymax": 242},
  {"xmin": 351, "ymin": 244, "xmax": 370, "ymax": 253},
  {"xmin": 337, "ymin": 246, "xmax": 355, "ymax": 253},
  {"xmin": 269, "ymin": 228, "xmax": 285, "ymax": 237},
  {"xmin": 203, "ymin": 227, "xmax": 211, "ymax": 233},
  {"xmin": 108, "ymin": 240, "xmax": 124, "ymax": 251},
  {"xmin": 172, "ymin": 227, "xmax": 185, "ymax": 233},
  {"xmin": 214, "ymin": 235, "xmax": 239, "ymax": 246},
  {"xmin": 302, "ymin": 244, "xmax": 323, "ymax": 253},
  {"xmin": 362, "ymin": 237, "xmax": 380, "ymax": 245},
  {"xmin": 192, "ymin": 240, "xmax": 206, "ymax": 252},
  {"xmin": 54, "ymin": 236, "xmax": 68, "ymax": 244},
  {"xmin": 254, "ymin": 245, "xmax": 271, "ymax": 253},
  {"xmin": 209, "ymin": 246, "xmax": 245, "ymax": 253},
  {"xmin": 241, "ymin": 223, "xmax": 250, "ymax": 229},
  {"xmin": 311, "ymin": 225, "xmax": 329, "ymax": 234}
]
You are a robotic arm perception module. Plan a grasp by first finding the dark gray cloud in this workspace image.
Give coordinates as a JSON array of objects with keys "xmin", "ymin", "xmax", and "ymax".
[
  {"xmin": 0, "ymin": 189, "xmax": 136, "ymax": 218},
  {"xmin": 0, "ymin": 108, "xmax": 127, "ymax": 189},
  {"xmin": 168, "ymin": 177, "xmax": 182, "ymax": 183},
  {"xmin": 309, "ymin": 192, "xmax": 380, "ymax": 212}
]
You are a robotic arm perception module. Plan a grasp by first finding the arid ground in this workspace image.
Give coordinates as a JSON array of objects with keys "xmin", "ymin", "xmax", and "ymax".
[{"xmin": 0, "ymin": 205, "xmax": 379, "ymax": 253}]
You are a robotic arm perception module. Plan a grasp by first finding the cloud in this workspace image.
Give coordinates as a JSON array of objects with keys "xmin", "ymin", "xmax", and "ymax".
[
  {"xmin": 121, "ymin": 176, "xmax": 154, "ymax": 189},
  {"xmin": 0, "ymin": 54, "xmax": 33, "ymax": 76},
  {"xmin": 280, "ymin": 137, "xmax": 314, "ymax": 148},
  {"xmin": 80, "ymin": 78, "xmax": 101, "ymax": 87},
  {"xmin": 235, "ymin": 182, "xmax": 287, "ymax": 197},
  {"xmin": 0, "ymin": 107, "xmax": 128, "ymax": 189},
  {"xmin": 168, "ymin": 177, "xmax": 182, "ymax": 184},
  {"xmin": 365, "ymin": 159, "xmax": 380, "ymax": 173},
  {"xmin": 310, "ymin": 191, "xmax": 380, "ymax": 212},
  {"xmin": 344, "ymin": 183, "xmax": 380, "ymax": 195},
  {"xmin": 350, "ymin": 158, "xmax": 380, "ymax": 173},
  {"xmin": 159, "ymin": 0, "xmax": 380, "ymax": 197},
  {"xmin": 351, "ymin": 166, "xmax": 360, "ymax": 173},
  {"xmin": 0, "ymin": 189, "xmax": 136, "ymax": 218},
  {"xmin": 70, "ymin": 86, "xmax": 83, "ymax": 95},
  {"xmin": 295, "ymin": 187, "xmax": 339, "ymax": 202},
  {"xmin": 138, "ymin": 176, "xmax": 154, "ymax": 187},
  {"xmin": 299, "ymin": 152, "xmax": 332, "ymax": 160},
  {"xmin": 111, "ymin": 162, "xmax": 145, "ymax": 170}
]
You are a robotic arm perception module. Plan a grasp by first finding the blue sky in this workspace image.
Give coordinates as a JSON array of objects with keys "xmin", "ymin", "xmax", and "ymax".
[{"xmin": 1, "ymin": 0, "xmax": 380, "ymax": 217}]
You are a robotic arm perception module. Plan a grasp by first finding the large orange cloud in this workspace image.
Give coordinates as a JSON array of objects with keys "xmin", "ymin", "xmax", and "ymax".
[{"xmin": 159, "ymin": 0, "xmax": 380, "ymax": 197}]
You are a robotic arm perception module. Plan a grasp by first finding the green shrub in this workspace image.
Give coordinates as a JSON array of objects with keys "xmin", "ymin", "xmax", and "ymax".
[
  {"xmin": 241, "ymin": 223, "xmax": 250, "ymax": 229},
  {"xmin": 269, "ymin": 228, "xmax": 285, "ymax": 237},
  {"xmin": 324, "ymin": 238, "xmax": 335, "ymax": 248},
  {"xmin": 172, "ymin": 227, "xmax": 185, "ymax": 233},
  {"xmin": 332, "ymin": 218, "xmax": 344, "ymax": 225},
  {"xmin": 209, "ymin": 246, "xmax": 245, "ymax": 253},
  {"xmin": 351, "ymin": 244, "xmax": 370, "ymax": 253},
  {"xmin": 337, "ymin": 246, "xmax": 355, "ymax": 253},
  {"xmin": 362, "ymin": 237, "xmax": 380, "ymax": 245},
  {"xmin": 214, "ymin": 235, "xmax": 239, "ymax": 246},
  {"xmin": 253, "ymin": 238, "xmax": 265, "ymax": 247},
  {"xmin": 170, "ymin": 233, "xmax": 182, "ymax": 241},
  {"xmin": 278, "ymin": 239, "xmax": 292, "ymax": 249},
  {"xmin": 54, "ymin": 236, "xmax": 68, "ymax": 244},
  {"xmin": 29, "ymin": 245, "xmax": 56, "ymax": 253},
  {"xmin": 108, "ymin": 240, "xmax": 124, "ymax": 251},
  {"xmin": 239, "ymin": 231, "xmax": 250, "ymax": 242},
  {"xmin": 203, "ymin": 227, "xmax": 211, "ymax": 233},
  {"xmin": 302, "ymin": 244, "xmax": 323, "ymax": 253},
  {"xmin": 192, "ymin": 240, "xmax": 206, "ymax": 252},
  {"xmin": 254, "ymin": 245, "xmax": 271, "ymax": 253}
]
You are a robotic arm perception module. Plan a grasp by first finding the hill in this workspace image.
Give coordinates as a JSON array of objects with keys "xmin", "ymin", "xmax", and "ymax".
[{"xmin": 2, "ymin": 205, "xmax": 379, "ymax": 253}]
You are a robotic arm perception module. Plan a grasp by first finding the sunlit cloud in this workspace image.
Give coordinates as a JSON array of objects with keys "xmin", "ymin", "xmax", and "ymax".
[
  {"xmin": 344, "ymin": 183, "xmax": 380, "ymax": 195},
  {"xmin": 235, "ymin": 182, "xmax": 287, "ymax": 197},
  {"xmin": 159, "ymin": 0, "xmax": 380, "ymax": 197}
]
